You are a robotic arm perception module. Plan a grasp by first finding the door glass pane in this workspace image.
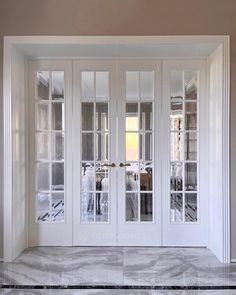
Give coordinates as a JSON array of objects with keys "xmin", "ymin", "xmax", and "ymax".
[
  {"xmin": 96, "ymin": 193, "xmax": 108, "ymax": 222},
  {"xmin": 170, "ymin": 193, "xmax": 183, "ymax": 222},
  {"xmin": 140, "ymin": 193, "xmax": 153, "ymax": 221},
  {"xmin": 36, "ymin": 163, "xmax": 50, "ymax": 191},
  {"xmin": 36, "ymin": 193, "xmax": 50, "ymax": 222},
  {"xmin": 96, "ymin": 103, "xmax": 108, "ymax": 131},
  {"xmin": 81, "ymin": 163, "xmax": 95, "ymax": 191},
  {"xmin": 96, "ymin": 133, "xmax": 108, "ymax": 161},
  {"xmin": 185, "ymin": 193, "xmax": 197, "ymax": 222},
  {"xmin": 52, "ymin": 102, "xmax": 64, "ymax": 130},
  {"xmin": 36, "ymin": 103, "xmax": 49, "ymax": 130},
  {"xmin": 96, "ymin": 163, "xmax": 109, "ymax": 191},
  {"xmin": 96, "ymin": 72, "xmax": 109, "ymax": 100},
  {"xmin": 126, "ymin": 132, "xmax": 139, "ymax": 161},
  {"xmin": 185, "ymin": 132, "xmax": 197, "ymax": 161},
  {"xmin": 185, "ymin": 163, "xmax": 197, "ymax": 191},
  {"xmin": 126, "ymin": 193, "xmax": 138, "ymax": 221},
  {"xmin": 51, "ymin": 193, "xmax": 64, "ymax": 222},
  {"xmin": 140, "ymin": 133, "xmax": 152, "ymax": 161},
  {"xmin": 140, "ymin": 162, "xmax": 152, "ymax": 191},
  {"xmin": 81, "ymin": 192, "xmax": 94, "ymax": 222},
  {"xmin": 126, "ymin": 163, "xmax": 139, "ymax": 191},
  {"xmin": 52, "ymin": 163, "xmax": 64, "ymax": 191},
  {"xmin": 126, "ymin": 72, "xmax": 139, "ymax": 99},
  {"xmin": 170, "ymin": 101, "xmax": 183, "ymax": 131},
  {"xmin": 37, "ymin": 71, "xmax": 49, "ymax": 100},
  {"xmin": 170, "ymin": 162, "xmax": 183, "ymax": 191},
  {"xmin": 51, "ymin": 133, "xmax": 64, "ymax": 161},
  {"xmin": 82, "ymin": 103, "xmax": 94, "ymax": 131},
  {"xmin": 185, "ymin": 71, "xmax": 198, "ymax": 100},
  {"xmin": 126, "ymin": 103, "xmax": 138, "ymax": 131},
  {"xmin": 185, "ymin": 102, "xmax": 197, "ymax": 130},
  {"xmin": 82, "ymin": 133, "xmax": 94, "ymax": 161},
  {"xmin": 170, "ymin": 132, "xmax": 184, "ymax": 161},
  {"xmin": 82, "ymin": 72, "xmax": 94, "ymax": 99},
  {"xmin": 36, "ymin": 133, "xmax": 49, "ymax": 160},
  {"xmin": 171, "ymin": 71, "xmax": 183, "ymax": 100},
  {"xmin": 140, "ymin": 71, "xmax": 154, "ymax": 99},
  {"xmin": 52, "ymin": 71, "xmax": 64, "ymax": 100},
  {"xmin": 140, "ymin": 102, "xmax": 152, "ymax": 131}
]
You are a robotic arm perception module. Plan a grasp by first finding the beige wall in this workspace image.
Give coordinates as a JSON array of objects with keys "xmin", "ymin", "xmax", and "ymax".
[{"xmin": 0, "ymin": 0, "xmax": 236, "ymax": 259}]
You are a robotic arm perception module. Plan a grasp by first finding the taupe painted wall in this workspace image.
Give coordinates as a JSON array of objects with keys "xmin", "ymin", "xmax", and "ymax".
[{"xmin": 0, "ymin": 0, "xmax": 236, "ymax": 259}]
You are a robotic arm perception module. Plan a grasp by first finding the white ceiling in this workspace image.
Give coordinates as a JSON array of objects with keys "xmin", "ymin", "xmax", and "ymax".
[{"xmin": 16, "ymin": 43, "xmax": 219, "ymax": 58}]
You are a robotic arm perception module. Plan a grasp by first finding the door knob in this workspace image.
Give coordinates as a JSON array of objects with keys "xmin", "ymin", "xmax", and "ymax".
[
  {"xmin": 119, "ymin": 163, "xmax": 131, "ymax": 167},
  {"xmin": 102, "ymin": 163, "xmax": 116, "ymax": 168}
]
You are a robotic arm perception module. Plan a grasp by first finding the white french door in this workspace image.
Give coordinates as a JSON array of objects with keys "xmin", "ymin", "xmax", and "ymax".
[
  {"xmin": 28, "ymin": 58, "xmax": 207, "ymax": 247},
  {"xmin": 73, "ymin": 60, "xmax": 161, "ymax": 246}
]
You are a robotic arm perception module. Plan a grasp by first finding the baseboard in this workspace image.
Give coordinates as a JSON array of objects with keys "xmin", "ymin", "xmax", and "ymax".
[{"xmin": 231, "ymin": 259, "xmax": 236, "ymax": 263}]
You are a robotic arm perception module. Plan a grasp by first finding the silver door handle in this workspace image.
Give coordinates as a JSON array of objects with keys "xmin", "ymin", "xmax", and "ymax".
[{"xmin": 119, "ymin": 163, "xmax": 131, "ymax": 167}]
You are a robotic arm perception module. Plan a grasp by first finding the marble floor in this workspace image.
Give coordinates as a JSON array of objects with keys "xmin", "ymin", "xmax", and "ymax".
[{"xmin": 1, "ymin": 247, "xmax": 236, "ymax": 294}]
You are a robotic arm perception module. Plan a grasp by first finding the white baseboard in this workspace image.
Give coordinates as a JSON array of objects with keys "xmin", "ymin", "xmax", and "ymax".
[{"xmin": 231, "ymin": 259, "xmax": 236, "ymax": 263}]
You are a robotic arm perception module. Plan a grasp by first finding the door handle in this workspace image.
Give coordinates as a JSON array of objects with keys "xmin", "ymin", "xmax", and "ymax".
[
  {"xmin": 119, "ymin": 163, "xmax": 131, "ymax": 168},
  {"xmin": 102, "ymin": 163, "xmax": 116, "ymax": 168}
]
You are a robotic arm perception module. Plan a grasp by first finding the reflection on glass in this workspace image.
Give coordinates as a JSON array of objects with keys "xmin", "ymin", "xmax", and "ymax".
[
  {"xmin": 185, "ymin": 71, "xmax": 198, "ymax": 100},
  {"xmin": 170, "ymin": 193, "xmax": 183, "ymax": 222},
  {"xmin": 140, "ymin": 71, "xmax": 154, "ymax": 99},
  {"xmin": 126, "ymin": 103, "xmax": 138, "ymax": 131},
  {"xmin": 96, "ymin": 72, "xmax": 109, "ymax": 99},
  {"xmin": 52, "ymin": 163, "xmax": 64, "ymax": 191},
  {"xmin": 170, "ymin": 132, "xmax": 184, "ymax": 161},
  {"xmin": 81, "ymin": 163, "xmax": 94, "ymax": 191},
  {"xmin": 96, "ymin": 163, "xmax": 109, "ymax": 191},
  {"xmin": 37, "ymin": 71, "xmax": 49, "ymax": 100},
  {"xmin": 82, "ymin": 103, "xmax": 94, "ymax": 131},
  {"xmin": 82, "ymin": 192, "xmax": 94, "ymax": 222},
  {"xmin": 52, "ymin": 102, "xmax": 64, "ymax": 130},
  {"xmin": 126, "ymin": 193, "xmax": 138, "ymax": 221},
  {"xmin": 126, "ymin": 71, "xmax": 139, "ymax": 99},
  {"xmin": 37, "ymin": 193, "xmax": 50, "ymax": 222},
  {"xmin": 82, "ymin": 72, "xmax": 94, "ymax": 99},
  {"xmin": 36, "ymin": 163, "xmax": 49, "ymax": 191},
  {"xmin": 185, "ymin": 163, "xmax": 197, "ymax": 191},
  {"xmin": 185, "ymin": 132, "xmax": 197, "ymax": 161},
  {"xmin": 141, "ymin": 193, "xmax": 153, "ymax": 221},
  {"xmin": 51, "ymin": 193, "xmax": 64, "ymax": 222},
  {"xmin": 140, "ymin": 133, "xmax": 152, "ymax": 161},
  {"xmin": 96, "ymin": 133, "xmax": 108, "ymax": 161},
  {"xmin": 96, "ymin": 193, "xmax": 108, "ymax": 222},
  {"xmin": 51, "ymin": 133, "xmax": 64, "ymax": 161},
  {"xmin": 140, "ymin": 162, "xmax": 152, "ymax": 191},
  {"xmin": 82, "ymin": 133, "xmax": 94, "ymax": 161},
  {"xmin": 126, "ymin": 163, "xmax": 139, "ymax": 191},
  {"xmin": 185, "ymin": 193, "xmax": 197, "ymax": 222},
  {"xmin": 36, "ymin": 103, "xmax": 49, "ymax": 130},
  {"xmin": 52, "ymin": 71, "xmax": 64, "ymax": 100},
  {"xmin": 36, "ymin": 133, "xmax": 49, "ymax": 160},
  {"xmin": 170, "ymin": 101, "xmax": 183, "ymax": 131},
  {"xmin": 96, "ymin": 103, "xmax": 108, "ymax": 131},
  {"xmin": 170, "ymin": 162, "xmax": 183, "ymax": 191},
  {"xmin": 171, "ymin": 71, "xmax": 183, "ymax": 100},
  {"xmin": 185, "ymin": 102, "xmax": 197, "ymax": 130},
  {"xmin": 126, "ymin": 132, "xmax": 139, "ymax": 161},
  {"xmin": 140, "ymin": 102, "xmax": 152, "ymax": 131}
]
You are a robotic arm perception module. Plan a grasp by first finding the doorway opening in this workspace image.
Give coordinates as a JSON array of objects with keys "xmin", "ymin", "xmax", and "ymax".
[{"xmin": 3, "ymin": 36, "xmax": 230, "ymax": 263}]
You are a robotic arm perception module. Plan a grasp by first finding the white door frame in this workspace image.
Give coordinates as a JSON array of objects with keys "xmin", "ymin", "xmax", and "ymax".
[{"xmin": 3, "ymin": 36, "xmax": 230, "ymax": 262}]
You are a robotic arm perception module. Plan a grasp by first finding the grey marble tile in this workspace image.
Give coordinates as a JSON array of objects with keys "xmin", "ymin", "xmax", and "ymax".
[{"xmin": 1, "ymin": 247, "xmax": 236, "ymax": 287}]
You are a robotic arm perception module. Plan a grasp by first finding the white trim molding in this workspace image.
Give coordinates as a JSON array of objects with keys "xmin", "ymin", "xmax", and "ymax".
[
  {"xmin": 3, "ymin": 37, "xmax": 13, "ymax": 262},
  {"xmin": 222, "ymin": 36, "xmax": 231, "ymax": 263},
  {"xmin": 3, "ymin": 35, "xmax": 231, "ymax": 262}
]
